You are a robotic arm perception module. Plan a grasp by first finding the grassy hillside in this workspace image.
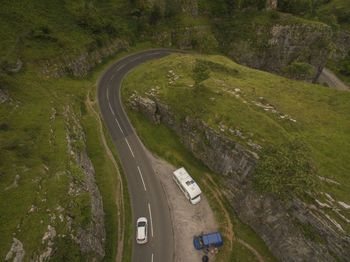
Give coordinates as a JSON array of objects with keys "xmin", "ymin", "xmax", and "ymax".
[
  {"xmin": 122, "ymin": 53, "xmax": 350, "ymax": 231},
  {"xmin": 0, "ymin": 0, "xmax": 137, "ymax": 68},
  {"xmin": 0, "ymin": 44, "xmax": 153, "ymax": 260}
]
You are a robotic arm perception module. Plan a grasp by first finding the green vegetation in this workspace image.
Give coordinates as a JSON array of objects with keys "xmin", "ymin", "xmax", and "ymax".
[
  {"xmin": 317, "ymin": 0, "xmax": 350, "ymax": 30},
  {"xmin": 122, "ymin": 53, "xmax": 350, "ymax": 224},
  {"xmin": 253, "ymin": 139, "xmax": 319, "ymax": 200},
  {"xmin": 284, "ymin": 62, "xmax": 315, "ymax": 79},
  {"xmin": 0, "ymin": 41, "xmax": 155, "ymax": 260}
]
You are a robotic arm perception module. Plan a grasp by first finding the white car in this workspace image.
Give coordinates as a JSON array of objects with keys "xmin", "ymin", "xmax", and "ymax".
[{"xmin": 136, "ymin": 217, "xmax": 148, "ymax": 244}]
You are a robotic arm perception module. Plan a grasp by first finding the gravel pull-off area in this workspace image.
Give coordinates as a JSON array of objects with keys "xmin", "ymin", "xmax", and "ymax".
[{"xmin": 145, "ymin": 149, "xmax": 218, "ymax": 262}]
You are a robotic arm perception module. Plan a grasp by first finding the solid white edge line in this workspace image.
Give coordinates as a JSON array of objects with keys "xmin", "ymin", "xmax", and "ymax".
[
  {"xmin": 151, "ymin": 253, "xmax": 154, "ymax": 262},
  {"xmin": 114, "ymin": 118, "xmax": 124, "ymax": 135},
  {"xmin": 137, "ymin": 166, "xmax": 147, "ymax": 191},
  {"xmin": 125, "ymin": 138, "xmax": 135, "ymax": 158},
  {"xmin": 148, "ymin": 203, "xmax": 154, "ymax": 238}
]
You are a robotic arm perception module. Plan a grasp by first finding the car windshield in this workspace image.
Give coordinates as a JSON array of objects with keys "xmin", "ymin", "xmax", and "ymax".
[{"xmin": 138, "ymin": 222, "xmax": 146, "ymax": 227}]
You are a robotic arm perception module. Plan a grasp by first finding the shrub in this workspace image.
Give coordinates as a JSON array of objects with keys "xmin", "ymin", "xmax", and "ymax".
[
  {"xmin": 284, "ymin": 62, "xmax": 314, "ymax": 79},
  {"xmin": 253, "ymin": 139, "xmax": 319, "ymax": 201}
]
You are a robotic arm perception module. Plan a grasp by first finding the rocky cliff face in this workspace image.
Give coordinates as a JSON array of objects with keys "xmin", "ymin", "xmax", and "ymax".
[
  {"xmin": 222, "ymin": 22, "xmax": 333, "ymax": 82},
  {"xmin": 41, "ymin": 38, "xmax": 129, "ymax": 78},
  {"xmin": 152, "ymin": 25, "xmax": 218, "ymax": 53},
  {"xmin": 128, "ymin": 95, "xmax": 350, "ymax": 262},
  {"xmin": 329, "ymin": 30, "xmax": 350, "ymax": 61},
  {"xmin": 64, "ymin": 105, "xmax": 106, "ymax": 261}
]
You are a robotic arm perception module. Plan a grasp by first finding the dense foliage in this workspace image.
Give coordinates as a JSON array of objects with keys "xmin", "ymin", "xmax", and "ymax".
[
  {"xmin": 284, "ymin": 62, "xmax": 314, "ymax": 79},
  {"xmin": 278, "ymin": 0, "xmax": 331, "ymax": 16},
  {"xmin": 253, "ymin": 139, "xmax": 319, "ymax": 200}
]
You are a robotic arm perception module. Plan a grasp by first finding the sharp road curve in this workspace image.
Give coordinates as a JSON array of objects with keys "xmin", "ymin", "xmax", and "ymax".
[{"xmin": 98, "ymin": 49, "xmax": 183, "ymax": 262}]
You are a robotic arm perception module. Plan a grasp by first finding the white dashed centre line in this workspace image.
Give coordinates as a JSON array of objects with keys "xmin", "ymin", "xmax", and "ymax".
[
  {"xmin": 137, "ymin": 166, "xmax": 147, "ymax": 191},
  {"xmin": 148, "ymin": 203, "xmax": 154, "ymax": 238},
  {"xmin": 106, "ymin": 89, "xmax": 109, "ymax": 102},
  {"xmin": 125, "ymin": 138, "xmax": 134, "ymax": 158},
  {"xmin": 114, "ymin": 118, "xmax": 124, "ymax": 135},
  {"xmin": 151, "ymin": 253, "xmax": 154, "ymax": 262},
  {"xmin": 108, "ymin": 102, "xmax": 114, "ymax": 115}
]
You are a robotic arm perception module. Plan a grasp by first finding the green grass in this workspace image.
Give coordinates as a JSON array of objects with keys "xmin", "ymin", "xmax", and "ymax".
[
  {"xmin": 122, "ymin": 53, "xmax": 350, "ymax": 232},
  {"xmin": 317, "ymin": 0, "xmax": 350, "ymax": 31}
]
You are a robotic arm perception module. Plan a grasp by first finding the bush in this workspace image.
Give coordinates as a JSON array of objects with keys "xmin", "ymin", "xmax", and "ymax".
[
  {"xmin": 253, "ymin": 139, "xmax": 319, "ymax": 201},
  {"xmin": 339, "ymin": 55, "xmax": 350, "ymax": 76},
  {"xmin": 284, "ymin": 62, "xmax": 314, "ymax": 79}
]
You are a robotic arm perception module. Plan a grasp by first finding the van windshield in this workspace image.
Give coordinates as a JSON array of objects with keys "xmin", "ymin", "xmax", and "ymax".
[{"xmin": 191, "ymin": 195, "xmax": 200, "ymax": 201}]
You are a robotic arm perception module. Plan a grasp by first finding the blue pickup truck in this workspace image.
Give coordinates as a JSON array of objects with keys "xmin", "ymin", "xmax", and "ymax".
[{"xmin": 193, "ymin": 232, "xmax": 223, "ymax": 250}]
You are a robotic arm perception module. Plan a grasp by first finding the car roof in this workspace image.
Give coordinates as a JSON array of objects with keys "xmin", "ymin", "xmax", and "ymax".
[{"xmin": 137, "ymin": 225, "xmax": 146, "ymax": 239}]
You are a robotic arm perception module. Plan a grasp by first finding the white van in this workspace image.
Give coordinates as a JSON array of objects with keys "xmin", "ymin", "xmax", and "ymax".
[{"xmin": 173, "ymin": 167, "xmax": 201, "ymax": 204}]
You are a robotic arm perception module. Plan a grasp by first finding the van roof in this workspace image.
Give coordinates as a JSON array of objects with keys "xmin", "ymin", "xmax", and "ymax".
[
  {"xmin": 202, "ymin": 232, "xmax": 223, "ymax": 246},
  {"xmin": 173, "ymin": 167, "xmax": 201, "ymax": 199}
]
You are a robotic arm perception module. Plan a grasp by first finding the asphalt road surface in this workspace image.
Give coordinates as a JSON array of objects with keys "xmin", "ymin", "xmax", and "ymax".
[{"xmin": 98, "ymin": 49, "xmax": 184, "ymax": 262}]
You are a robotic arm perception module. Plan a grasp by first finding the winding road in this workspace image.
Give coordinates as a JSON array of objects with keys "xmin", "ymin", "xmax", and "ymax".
[{"xmin": 97, "ymin": 49, "xmax": 183, "ymax": 262}]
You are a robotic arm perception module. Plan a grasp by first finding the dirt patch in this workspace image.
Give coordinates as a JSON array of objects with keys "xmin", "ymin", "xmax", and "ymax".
[
  {"xmin": 202, "ymin": 174, "xmax": 235, "ymax": 248},
  {"xmin": 203, "ymin": 174, "xmax": 265, "ymax": 262},
  {"xmin": 144, "ymin": 150, "xmax": 218, "ymax": 262}
]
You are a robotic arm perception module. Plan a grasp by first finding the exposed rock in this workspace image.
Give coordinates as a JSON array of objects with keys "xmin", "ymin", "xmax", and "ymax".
[
  {"xmin": 0, "ymin": 89, "xmax": 9, "ymax": 104},
  {"xmin": 42, "ymin": 225, "xmax": 56, "ymax": 244},
  {"xmin": 265, "ymin": 0, "xmax": 277, "ymax": 10},
  {"xmin": 222, "ymin": 22, "xmax": 333, "ymax": 82},
  {"xmin": 329, "ymin": 31, "xmax": 350, "ymax": 61},
  {"xmin": 42, "ymin": 38, "xmax": 129, "ymax": 78},
  {"xmin": 324, "ymin": 193, "xmax": 335, "ymax": 203},
  {"xmin": 38, "ymin": 247, "xmax": 52, "ymax": 262},
  {"xmin": 318, "ymin": 176, "xmax": 340, "ymax": 185},
  {"xmin": 315, "ymin": 199, "xmax": 331, "ymax": 209},
  {"xmin": 5, "ymin": 174, "xmax": 20, "ymax": 191},
  {"xmin": 5, "ymin": 238, "xmax": 25, "ymax": 262},
  {"xmin": 128, "ymin": 96, "xmax": 160, "ymax": 124},
  {"xmin": 64, "ymin": 105, "xmax": 106, "ymax": 260},
  {"xmin": 129, "ymin": 95, "xmax": 350, "ymax": 261},
  {"xmin": 153, "ymin": 25, "xmax": 218, "ymax": 52},
  {"xmin": 28, "ymin": 205, "xmax": 37, "ymax": 214},
  {"xmin": 1, "ymin": 59, "xmax": 23, "ymax": 74},
  {"xmin": 338, "ymin": 201, "xmax": 350, "ymax": 210}
]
